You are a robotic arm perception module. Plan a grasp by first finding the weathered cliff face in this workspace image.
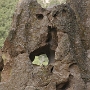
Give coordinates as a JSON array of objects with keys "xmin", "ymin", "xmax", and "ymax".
[
  {"xmin": 67, "ymin": 0, "xmax": 90, "ymax": 89},
  {"xmin": 0, "ymin": 0, "xmax": 90, "ymax": 90},
  {"xmin": 67, "ymin": 0, "xmax": 90, "ymax": 50}
]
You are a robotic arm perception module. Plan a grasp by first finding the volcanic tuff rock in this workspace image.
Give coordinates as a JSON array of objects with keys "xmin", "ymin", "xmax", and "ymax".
[{"xmin": 0, "ymin": 0, "xmax": 90, "ymax": 90}]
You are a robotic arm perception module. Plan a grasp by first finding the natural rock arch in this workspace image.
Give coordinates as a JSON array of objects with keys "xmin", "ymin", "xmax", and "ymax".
[{"xmin": 0, "ymin": 0, "xmax": 90, "ymax": 90}]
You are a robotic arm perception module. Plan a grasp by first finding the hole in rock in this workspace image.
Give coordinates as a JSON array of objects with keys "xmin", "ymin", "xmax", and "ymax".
[
  {"xmin": 36, "ymin": 14, "xmax": 44, "ymax": 20},
  {"xmin": 29, "ymin": 26, "xmax": 57, "ymax": 66},
  {"xmin": 29, "ymin": 45, "xmax": 55, "ymax": 66},
  {"xmin": 50, "ymin": 66, "xmax": 54, "ymax": 73}
]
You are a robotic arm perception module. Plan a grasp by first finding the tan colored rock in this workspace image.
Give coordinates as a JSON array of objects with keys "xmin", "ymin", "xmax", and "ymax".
[
  {"xmin": 1, "ymin": 52, "xmax": 12, "ymax": 82},
  {"xmin": 0, "ymin": 0, "xmax": 89, "ymax": 90},
  {"xmin": 67, "ymin": 0, "xmax": 90, "ymax": 50}
]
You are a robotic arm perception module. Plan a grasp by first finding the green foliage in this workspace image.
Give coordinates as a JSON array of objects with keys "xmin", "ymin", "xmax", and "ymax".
[
  {"xmin": 0, "ymin": 0, "xmax": 18, "ymax": 48},
  {"xmin": 32, "ymin": 54, "xmax": 49, "ymax": 66}
]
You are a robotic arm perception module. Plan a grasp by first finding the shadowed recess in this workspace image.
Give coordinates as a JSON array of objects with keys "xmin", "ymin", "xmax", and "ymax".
[
  {"xmin": 36, "ymin": 14, "xmax": 44, "ymax": 20},
  {"xmin": 29, "ymin": 45, "xmax": 55, "ymax": 65},
  {"xmin": 56, "ymin": 81, "xmax": 69, "ymax": 90},
  {"xmin": 0, "ymin": 57, "xmax": 4, "ymax": 82}
]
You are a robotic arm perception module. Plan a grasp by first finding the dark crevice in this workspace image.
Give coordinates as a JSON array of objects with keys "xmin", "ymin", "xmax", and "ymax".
[
  {"xmin": 47, "ymin": 26, "xmax": 58, "ymax": 51},
  {"xmin": 56, "ymin": 74, "xmax": 73, "ymax": 90},
  {"xmin": 0, "ymin": 57, "xmax": 4, "ymax": 82},
  {"xmin": 48, "ymin": 26, "xmax": 57, "ymax": 32},
  {"xmin": 46, "ymin": 31, "xmax": 52, "ymax": 43},
  {"xmin": 20, "ymin": 51, "xmax": 25, "ymax": 54},
  {"xmin": 61, "ymin": 81, "xmax": 69, "ymax": 90},
  {"xmin": 50, "ymin": 66, "xmax": 54, "ymax": 73},
  {"xmin": 0, "ymin": 58, "xmax": 4, "ymax": 71},
  {"xmin": 46, "ymin": 26, "xmax": 57, "ymax": 43},
  {"xmin": 36, "ymin": 14, "xmax": 44, "ymax": 20}
]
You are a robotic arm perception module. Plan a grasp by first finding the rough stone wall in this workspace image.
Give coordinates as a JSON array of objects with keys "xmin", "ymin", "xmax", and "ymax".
[
  {"xmin": 0, "ymin": 0, "xmax": 89, "ymax": 90},
  {"xmin": 67, "ymin": 0, "xmax": 90, "ymax": 88},
  {"xmin": 67, "ymin": 0, "xmax": 90, "ymax": 50}
]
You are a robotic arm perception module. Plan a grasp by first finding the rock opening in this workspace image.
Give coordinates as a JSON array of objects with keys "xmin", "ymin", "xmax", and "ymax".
[
  {"xmin": 29, "ymin": 26, "xmax": 58, "ymax": 65},
  {"xmin": 36, "ymin": 14, "xmax": 44, "ymax": 20},
  {"xmin": 29, "ymin": 45, "xmax": 55, "ymax": 65}
]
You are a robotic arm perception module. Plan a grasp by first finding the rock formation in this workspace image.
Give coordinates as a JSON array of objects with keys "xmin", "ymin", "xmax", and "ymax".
[
  {"xmin": 0, "ymin": 49, "xmax": 3, "ymax": 82},
  {"xmin": 0, "ymin": 0, "xmax": 90, "ymax": 90}
]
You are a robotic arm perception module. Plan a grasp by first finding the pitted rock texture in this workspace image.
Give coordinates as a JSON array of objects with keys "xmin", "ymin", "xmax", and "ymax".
[
  {"xmin": 0, "ymin": 0, "xmax": 89, "ymax": 90},
  {"xmin": 67, "ymin": 0, "xmax": 90, "ymax": 50}
]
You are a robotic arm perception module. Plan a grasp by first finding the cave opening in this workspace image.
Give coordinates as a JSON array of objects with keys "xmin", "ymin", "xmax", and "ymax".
[
  {"xmin": 29, "ymin": 26, "xmax": 57, "ymax": 66},
  {"xmin": 29, "ymin": 45, "xmax": 55, "ymax": 66}
]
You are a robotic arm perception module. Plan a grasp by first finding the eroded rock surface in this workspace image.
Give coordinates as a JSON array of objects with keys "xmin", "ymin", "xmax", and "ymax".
[{"xmin": 0, "ymin": 0, "xmax": 89, "ymax": 90}]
